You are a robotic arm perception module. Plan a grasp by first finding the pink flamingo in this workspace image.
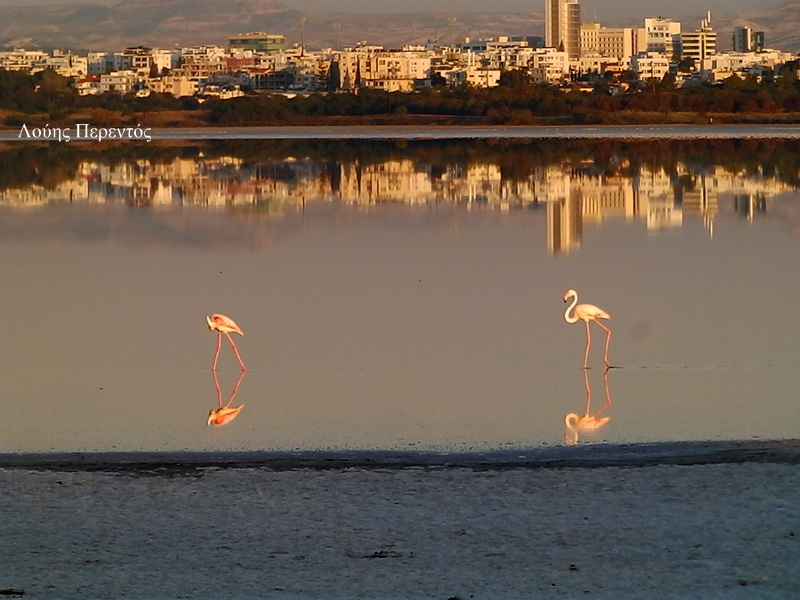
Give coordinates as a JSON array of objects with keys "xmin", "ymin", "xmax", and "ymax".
[
  {"xmin": 563, "ymin": 289, "xmax": 611, "ymax": 368},
  {"xmin": 207, "ymin": 369, "xmax": 245, "ymax": 426},
  {"xmin": 206, "ymin": 313, "xmax": 246, "ymax": 371},
  {"xmin": 564, "ymin": 367, "xmax": 612, "ymax": 445}
]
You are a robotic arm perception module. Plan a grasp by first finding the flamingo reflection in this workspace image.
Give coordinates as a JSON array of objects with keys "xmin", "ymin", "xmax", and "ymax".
[
  {"xmin": 564, "ymin": 367, "xmax": 612, "ymax": 445},
  {"xmin": 207, "ymin": 369, "xmax": 246, "ymax": 426}
]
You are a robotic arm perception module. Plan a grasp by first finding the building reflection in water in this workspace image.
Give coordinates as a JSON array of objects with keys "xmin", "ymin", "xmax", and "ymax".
[
  {"xmin": 563, "ymin": 367, "xmax": 612, "ymax": 446},
  {"xmin": 206, "ymin": 369, "xmax": 246, "ymax": 427},
  {"xmin": 0, "ymin": 146, "xmax": 788, "ymax": 253}
]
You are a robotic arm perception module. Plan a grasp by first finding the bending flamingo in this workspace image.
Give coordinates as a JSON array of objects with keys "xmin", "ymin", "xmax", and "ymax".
[
  {"xmin": 206, "ymin": 313, "xmax": 246, "ymax": 371},
  {"xmin": 563, "ymin": 289, "xmax": 611, "ymax": 368},
  {"xmin": 207, "ymin": 369, "xmax": 245, "ymax": 426}
]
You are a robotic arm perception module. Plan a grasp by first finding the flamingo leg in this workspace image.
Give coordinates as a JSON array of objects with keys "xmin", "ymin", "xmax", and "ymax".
[
  {"xmin": 225, "ymin": 332, "xmax": 247, "ymax": 371},
  {"xmin": 212, "ymin": 368, "xmax": 222, "ymax": 407},
  {"xmin": 594, "ymin": 366, "xmax": 612, "ymax": 415},
  {"xmin": 212, "ymin": 332, "xmax": 222, "ymax": 371},
  {"xmin": 583, "ymin": 367, "xmax": 592, "ymax": 414},
  {"xmin": 594, "ymin": 321, "xmax": 612, "ymax": 367},
  {"xmin": 583, "ymin": 319, "xmax": 592, "ymax": 369},
  {"xmin": 226, "ymin": 369, "xmax": 246, "ymax": 407}
]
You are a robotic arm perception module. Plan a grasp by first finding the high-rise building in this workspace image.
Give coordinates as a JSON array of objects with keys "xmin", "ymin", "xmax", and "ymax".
[
  {"xmin": 682, "ymin": 14, "xmax": 716, "ymax": 67},
  {"xmin": 545, "ymin": 0, "xmax": 581, "ymax": 59},
  {"xmin": 732, "ymin": 26, "xmax": 765, "ymax": 52}
]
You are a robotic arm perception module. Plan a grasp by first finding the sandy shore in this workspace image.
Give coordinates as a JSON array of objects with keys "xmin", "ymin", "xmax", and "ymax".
[{"xmin": 2, "ymin": 443, "xmax": 799, "ymax": 599}]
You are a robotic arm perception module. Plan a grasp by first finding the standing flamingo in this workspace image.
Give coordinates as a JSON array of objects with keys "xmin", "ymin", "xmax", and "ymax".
[
  {"xmin": 206, "ymin": 313, "xmax": 246, "ymax": 371},
  {"xmin": 563, "ymin": 289, "xmax": 611, "ymax": 368}
]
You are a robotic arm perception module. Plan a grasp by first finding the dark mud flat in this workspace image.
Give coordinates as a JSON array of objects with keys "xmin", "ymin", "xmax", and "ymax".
[{"xmin": 2, "ymin": 438, "xmax": 799, "ymax": 475}]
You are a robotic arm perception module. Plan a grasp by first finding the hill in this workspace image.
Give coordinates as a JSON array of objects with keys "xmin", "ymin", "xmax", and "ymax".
[{"xmin": 0, "ymin": 0, "xmax": 797, "ymax": 54}]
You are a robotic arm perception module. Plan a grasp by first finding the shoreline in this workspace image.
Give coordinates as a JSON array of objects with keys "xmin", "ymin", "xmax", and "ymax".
[
  {"xmin": 2, "ymin": 438, "xmax": 799, "ymax": 473},
  {"xmin": 2, "ymin": 122, "xmax": 800, "ymax": 142}
]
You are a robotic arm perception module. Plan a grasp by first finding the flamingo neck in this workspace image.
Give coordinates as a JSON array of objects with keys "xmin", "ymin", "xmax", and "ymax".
[{"xmin": 564, "ymin": 293, "xmax": 579, "ymax": 324}]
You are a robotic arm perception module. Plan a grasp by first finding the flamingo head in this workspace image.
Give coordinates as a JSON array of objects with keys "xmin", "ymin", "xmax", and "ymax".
[{"xmin": 563, "ymin": 289, "xmax": 577, "ymax": 303}]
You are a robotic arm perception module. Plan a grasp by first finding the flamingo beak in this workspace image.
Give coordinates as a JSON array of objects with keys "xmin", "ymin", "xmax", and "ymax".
[{"xmin": 205, "ymin": 315, "xmax": 215, "ymax": 331}]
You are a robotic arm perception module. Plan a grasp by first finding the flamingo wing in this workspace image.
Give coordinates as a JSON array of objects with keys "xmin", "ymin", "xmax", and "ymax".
[
  {"xmin": 575, "ymin": 303, "xmax": 610, "ymax": 321},
  {"xmin": 207, "ymin": 313, "xmax": 244, "ymax": 335}
]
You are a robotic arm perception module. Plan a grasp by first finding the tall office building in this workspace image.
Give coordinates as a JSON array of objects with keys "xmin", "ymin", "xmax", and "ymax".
[
  {"xmin": 682, "ymin": 14, "xmax": 716, "ymax": 67},
  {"xmin": 732, "ymin": 26, "xmax": 765, "ymax": 52},
  {"xmin": 545, "ymin": 0, "xmax": 581, "ymax": 59}
]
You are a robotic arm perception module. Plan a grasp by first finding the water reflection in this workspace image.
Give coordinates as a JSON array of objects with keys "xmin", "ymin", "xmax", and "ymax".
[
  {"xmin": 0, "ymin": 139, "xmax": 798, "ymax": 254},
  {"xmin": 207, "ymin": 370, "xmax": 246, "ymax": 427},
  {"xmin": 564, "ymin": 368, "xmax": 613, "ymax": 446}
]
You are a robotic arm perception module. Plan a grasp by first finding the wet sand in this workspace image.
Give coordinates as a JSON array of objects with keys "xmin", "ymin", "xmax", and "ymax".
[{"xmin": 2, "ymin": 441, "xmax": 799, "ymax": 599}]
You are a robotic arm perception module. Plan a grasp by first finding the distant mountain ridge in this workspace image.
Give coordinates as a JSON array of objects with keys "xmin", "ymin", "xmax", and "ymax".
[{"xmin": 0, "ymin": 0, "xmax": 797, "ymax": 54}]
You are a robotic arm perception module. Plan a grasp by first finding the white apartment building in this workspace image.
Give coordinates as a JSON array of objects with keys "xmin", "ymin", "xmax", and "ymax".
[
  {"xmin": 176, "ymin": 46, "xmax": 227, "ymax": 80},
  {"xmin": 580, "ymin": 23, "xmax": 639, "ymax": 61},
  {"xmin": 88, "ymin": 48, "xmax": 176, "ymax": 76},
  {"xmin": 99, "ymin": 70, "xmax": 137, "ymax": 94},
  {"xmin": 87, "ymin": 52, "xmax": 115, "ymax": 75},
  {"xmin": 705, "ymin": 49, "xmax": 795, "ymax": 80},
  {"xmin": 0, "ymin": 49, "xmax": 48, "ymax": 71},
  {"xmin": 29, "ymin": 50, "xmax": 88, "ymax": 78},
  {"xmin": 527, "ymin": 47, "xmax": 570, "ymax": 83},
  {"xmin": 479, "ymin": 46, "xmax": 537, "ymax": 71},
  {"xmin": 145, "ymin": 75, "xmax": 198, "ymax": 97},
  {"xmin": 644, "ymin": 17, "xmax": 681, "ymax": 58},
  {"xmin": 337, "ymin": 47, "xmax": 431, "ymax": 92},
  {"xmin": 464, "ymin": 66, "xmax": 501, "ymax": 88},
  {"xmin": 631, "ymin": 52, "xmax": 670, "ymax": 80}
]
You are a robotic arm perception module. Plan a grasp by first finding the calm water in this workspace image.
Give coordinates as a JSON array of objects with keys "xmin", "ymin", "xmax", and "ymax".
[{"xmin": 1, "ymin": 134, "xmax": 799, "ymax": 453}]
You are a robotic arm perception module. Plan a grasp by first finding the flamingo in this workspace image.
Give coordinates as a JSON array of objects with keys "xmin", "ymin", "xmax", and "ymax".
[
  {"xmin": 206, "ymin": 313, "xmax": 246, "ymax": 371},
  {"xmin": 564, "ymin": 411, "xmax": 610, "ymax": 445},
  {"xmin": 564, "ymin": 368, "xmax": 612, "ymax": 445},
  {"xmin": 563, "ymin": 289, "xmax": 611, "ymax": 368},
  {"xmin": 207, "ymin": 369, "xmax": 245, "ymax": 426}
]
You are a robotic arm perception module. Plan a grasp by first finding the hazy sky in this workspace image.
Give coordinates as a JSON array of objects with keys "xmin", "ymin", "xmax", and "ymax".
[
  {"xmin": 281, "ymin": 0, "xmax": 782, "ymax": 20},
  {"xmin": 0, "ymin": 0, "xmax": 788, "ymax": 20}
]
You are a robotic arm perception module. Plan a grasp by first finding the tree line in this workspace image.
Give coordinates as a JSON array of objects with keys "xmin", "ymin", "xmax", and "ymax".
[
  {"xmin": 1, "ymin": 64, "xmax": 799, "ymax": 127},
  {"xmin": 2, "ymin": 138, "xmax": 799, "ymax": 193}
]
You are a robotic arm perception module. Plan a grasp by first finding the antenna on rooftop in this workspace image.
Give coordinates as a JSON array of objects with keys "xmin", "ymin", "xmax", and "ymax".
[
  {"xmin": 300, "ymin": 14, "xmax": 307, "ymax": 55},
  {"xmin": 332, "ymin": 22, "xmax": 341, "ymax": 50},
  {"xmin": 448, "ymin": 0, "xmax": 458, "ymax": 48}
]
